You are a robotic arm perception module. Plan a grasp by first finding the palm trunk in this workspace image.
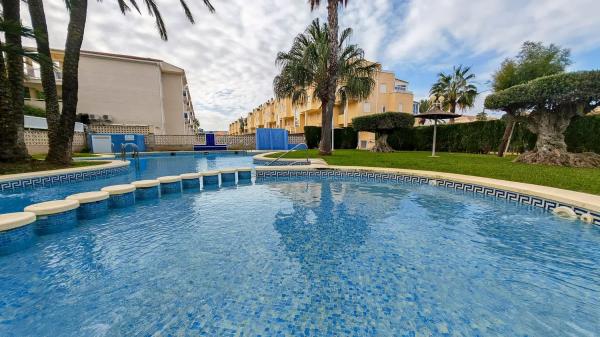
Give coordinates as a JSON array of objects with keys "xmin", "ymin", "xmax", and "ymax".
[
  {"xmin": 0, "ymin": 0, "xmax": 29, "ymax": 162},
  {"xmin": 28, "ymin": 0, "xmax": 61, "ymax": 163},
  {"xmin": 319, "ymin": 0, "xmax": 339, "ymax": 156},
  {"xmin": 497, "ymin": 113, "xmax": 515, "ymax": 157},
  {"xmin": 47, "ymin": 0, "xmax": 87, "ymax": 164}
]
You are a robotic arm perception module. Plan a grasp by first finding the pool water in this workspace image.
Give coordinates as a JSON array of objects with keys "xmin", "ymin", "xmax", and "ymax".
[
  {"xmin": 1, "ymin": 178, "xmax": 598, "ymax": 336},
  {"xmin": 0, "ymin": 153, "xmax": 255, "ymax": 213}
]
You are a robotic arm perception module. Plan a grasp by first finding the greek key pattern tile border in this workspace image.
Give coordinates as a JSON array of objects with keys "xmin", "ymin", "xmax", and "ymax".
[
  {"xmin": 256, "ymin": 169, "xmax": 600, "ymax": 226},
  {"xmin": 0, "ymin": 166, "xmax": 129, "ymax": 193}
]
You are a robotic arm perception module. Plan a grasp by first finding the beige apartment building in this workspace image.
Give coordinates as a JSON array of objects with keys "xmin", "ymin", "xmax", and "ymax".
[
  {"xmin": 229, "ymin": 68, "xmax": 414, "ymax": 135},
  {"xmin": 24, "ymin": 49, "xmax": 197, "ymax": 135}
]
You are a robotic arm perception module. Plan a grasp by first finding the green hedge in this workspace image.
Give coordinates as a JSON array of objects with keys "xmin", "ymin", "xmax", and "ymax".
[
  {"xmin": 24, "ymin": 105, "xmax": 46, "ymax": 117},
  {"xmin": 303, "ymin": 126, "xmax": 358, "ymax": 149},
  {"xmin": 387, "ymin": 115, "xmax": 600, "ymax": 154}
]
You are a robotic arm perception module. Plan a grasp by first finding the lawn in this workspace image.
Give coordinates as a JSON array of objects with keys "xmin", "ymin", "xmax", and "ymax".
[
  {"xmin": 267, "ymin": 150, "xmax": 600, "ymax": 195},
  {"xmin": 0, "ymin": 153, "xmax": 105, "ymax": 175}
]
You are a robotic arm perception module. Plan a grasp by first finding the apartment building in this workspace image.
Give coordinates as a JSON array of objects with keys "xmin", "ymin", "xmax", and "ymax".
[
  {"xmin": 24, "ymin": 49, "xmax": 198, "ymax": 135},
  {"xmin": 229, "ymin": 69, "xmax": 414, "ymax": 135}
]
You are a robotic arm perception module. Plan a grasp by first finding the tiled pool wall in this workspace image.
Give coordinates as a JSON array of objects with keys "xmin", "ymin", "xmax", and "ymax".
[
  {"xmin": 0, "ymin": 165, "xmax": 129, "ymax": 193},
  {"xmin": 255, "ymin": 169, "xmax": 600, "ymax": 226}
]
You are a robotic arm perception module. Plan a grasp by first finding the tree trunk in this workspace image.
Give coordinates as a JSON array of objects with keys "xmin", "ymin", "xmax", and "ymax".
[
  {"xmin": 28, "ymin": 0, "xmax": 61, "ymax": 163},
  {"xmin": 497, "ymin": 113, "xmax": 515, "ymax": 157},
  {"xmin": 516, "ymin": 108, "xmax": 600, "ymax": 167},
  {"xmin": 0, "ymin": 0, "xmax": 29, "ymax": 162},
  {"xmin": 319, "ymin": 0, "xmax": 339, "ymax": 156},
  {"xmin": 371, "ymin": 133, "xmax": 393, "ymax": 152},
  {"xmin": 46, "ymin": 0, "xmax": 87, "ymax": 165}
]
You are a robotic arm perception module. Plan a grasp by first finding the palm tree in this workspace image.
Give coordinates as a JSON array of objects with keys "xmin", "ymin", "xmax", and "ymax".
[
  {"xmin": 273, "ymin": 19, "xmax": 378, "ymax": 146},
  {"xmin": 27, "ymin": 0, "xmax": 215, "ymax": 164},
  {"xmin": 308, "ymin": 0, "xmax": 349, "ymax": 155},
  {"xmin": 0, "ymin": 0, "xmax": 30, "ymax": 161},
  {"xmin": 430, "ymin": 65, "xmax": 478, "ymax": 113}
]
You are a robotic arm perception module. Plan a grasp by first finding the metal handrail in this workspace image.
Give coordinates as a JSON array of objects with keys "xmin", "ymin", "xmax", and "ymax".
[
  {"xmin": 120, "ymin": 143, "xmax": 139, "ymax": 161},
  {"xmin": 266, "ymin": 143, "xmax": 310, "ymax": 166}
]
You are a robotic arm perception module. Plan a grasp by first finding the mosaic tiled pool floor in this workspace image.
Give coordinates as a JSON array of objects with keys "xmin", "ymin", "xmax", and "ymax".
[{"xmin": 1, "ymin": 180, "xmax": 599, "ymax": 336}]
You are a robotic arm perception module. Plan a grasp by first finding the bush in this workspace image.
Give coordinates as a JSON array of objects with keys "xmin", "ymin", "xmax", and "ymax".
[
  {"xmin": 304, "ymin": 126, "xmax": 321, "ymax": 149},
  {"xmin": 302, "ymin": 126, "xmax": 358, "ymax": 149},
  {"xmin": 24, "ymin": 105, "xmax": 45, "ymax": 117},
  {"xmin": 386, "ymin": 116, "xmax": 599, "ymax": 154},
  {"xmin": 352, "ymin": 112, "xmax": 414, "ymax": 133}
]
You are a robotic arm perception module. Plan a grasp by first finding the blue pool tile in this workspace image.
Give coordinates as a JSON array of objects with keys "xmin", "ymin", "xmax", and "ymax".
[
  {"xmin": 34, "ymin": 209, "xmax": 77, "ymax": 235},
  {"xmin": 182, "ymin": 179, "xmax": 200, "ymax": 190},
  {"xmin": 238, "ymin": 170, "xmax": 251, "ymax": 181},
  {"xmin": 161, "ymin": 181, "xmax": 182, "ymax": 194},
  {"xmin": 221, "ymin": 172, "xmax": 236, "ymax": 183},
  {"xmin": 77, "ymin": 199, "xmax": 109, "ymax": 220},
  {"xmin": 108, "ymin": 192, "xmax": 135, "ymax": 208},
  {"xmin": 203, "ymin": 174, "xmax": 219, "ymax": 186},
  {"xmin": 136, "ymin": 186, "xmax": 160, "ymax": 200},
  {"xmin": 0, "ymin": 224, "xmax": 35, "ymax": 255}
]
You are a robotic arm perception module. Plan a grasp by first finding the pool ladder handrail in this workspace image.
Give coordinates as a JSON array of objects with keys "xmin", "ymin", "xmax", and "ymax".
[
  {"xmin": 266, "ymin": 143, "xmax": 310, "ymax": 166},
  {"xmin": 120, "ymin": 143, "xmax": 140, "ymax": 167}
]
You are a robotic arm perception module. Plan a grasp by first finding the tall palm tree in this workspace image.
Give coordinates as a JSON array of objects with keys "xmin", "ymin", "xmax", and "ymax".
[
  {"xmin": 308, "ymin": 0, "xmax": 349, "ymax": 155},
  {"xmin": 0, "ymin": 0, "xmax": 30, "ymax": 161},
  {"xmin": 430, "ymin": 65, "xmax": 478, "ymax": 113},
  {"xmin": 273, "ymin": 19, "xmax": 378, "ymax": 141},
  {"xmin": 28, "ymin": 0, "xmax": 215, "ymax": 164}
]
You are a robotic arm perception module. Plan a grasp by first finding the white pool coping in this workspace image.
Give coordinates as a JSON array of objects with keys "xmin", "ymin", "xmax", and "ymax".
[
  {"xmin": 157, "ymin": 176, "xmax": 182, "ymax": 183},
  {"xmin": 180, "ymin": 173, "xmax": 202, "ymax": 179},
  {"xmin": 252, "ymin": 152, "xmax": 327, "ymax": 166},
  {"xmin": 24, "ymin": 199, "xmax": 80, "ymax": 215},
  {"xmin": 131, "ymin": 180, "xmax": 160, "ymax": 188},
  {"xmin": 0, "ymin": 160, "xmax": 129, "ymax": 183},
  {"xmin": 101, "ymin": 184, "xmax": 136, "ymax": 195},
  {"xmin": 0, "ymin": 212, "xmax": 36, "ymax": 231},
  {"xmin": 66, "ymin": 191, "xmax": 110, "ymax": 203},
  {"xmin": 255, "ymin": 164, "xmax": 600, "ymax": 213}
]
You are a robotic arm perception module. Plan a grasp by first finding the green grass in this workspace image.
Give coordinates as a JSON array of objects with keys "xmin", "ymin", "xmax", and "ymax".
[
  {"xmin": 0, "ymin": 159, "xmax": 106, "ymax": 175},
  {"xmin": 266, "ymin": 150, "xmax": 600, "ymax": 195},
  {"xmin": 31, "ymin": 153, "xmax": 100, "ymax": 160}
]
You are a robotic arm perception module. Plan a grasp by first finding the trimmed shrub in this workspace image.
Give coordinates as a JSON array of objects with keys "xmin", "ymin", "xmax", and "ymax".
[
  {"xmin": 303, "ymin": 126, "xmax": 358, "ymax": 149},
  {"xmin": 353, "ymin": 112, "xmax": 414, "ymax": 152},
  {"xmin": 304, "ymin": 126, "xmax": 321, "ymax": 149},
  {"xmin": 565, "ymin": 115, "xmax": 600, "ymax": 153}
]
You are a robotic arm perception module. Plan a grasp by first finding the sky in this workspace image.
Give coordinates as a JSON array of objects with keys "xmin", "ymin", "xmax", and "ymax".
[{"xmin": 21, "ymin": 0, "xmax": 600, "ymax": 130}]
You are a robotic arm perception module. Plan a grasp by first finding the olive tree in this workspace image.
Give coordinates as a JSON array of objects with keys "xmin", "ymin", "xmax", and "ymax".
[
  {"xmin": 485, "ymin": 71, "xmax": 600, "ymax": 167},
  {"xmin": 352, "ymin": 112, "xmax": 414, "ymax": 152}
]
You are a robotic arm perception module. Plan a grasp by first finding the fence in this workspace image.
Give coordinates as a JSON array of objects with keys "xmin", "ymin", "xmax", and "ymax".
[
  {"xmin": 24, "ymin": 130, "xmax": 86, "ymax": 154},
  {"xmin": 144, "ymin": 134, "xmax": 257, "ymax": 151},
  {"xmin": 88, "ymin": 124, "xmax": 152, "ymax": 135}
]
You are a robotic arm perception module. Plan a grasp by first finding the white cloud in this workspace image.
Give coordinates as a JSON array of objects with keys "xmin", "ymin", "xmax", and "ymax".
[{"xmin": 20, "ymin": 0, "xmax": 600, "ymax": 129}]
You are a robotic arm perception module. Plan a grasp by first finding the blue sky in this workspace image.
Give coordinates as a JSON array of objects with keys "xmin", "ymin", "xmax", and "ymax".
[{"xmin": 27, "ymin": 0, "xmax": 600, "ymax": 130}]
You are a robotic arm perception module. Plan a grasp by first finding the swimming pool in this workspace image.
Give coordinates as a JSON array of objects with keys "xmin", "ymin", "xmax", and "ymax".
[
  {"xmin": 0, "ymin": 152, "xmax": 255, "ymax": 213},
  {"xmin": 1, "ymin": 174, "xmax": 598, "ymax": 336}
]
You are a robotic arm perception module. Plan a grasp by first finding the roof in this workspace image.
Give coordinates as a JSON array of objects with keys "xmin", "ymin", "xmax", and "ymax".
[{"xmin": 48, "ymin": 48, "xmax": 184, "ymax": 74}]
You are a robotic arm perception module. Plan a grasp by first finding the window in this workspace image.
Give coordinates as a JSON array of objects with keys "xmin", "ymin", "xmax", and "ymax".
[
  {"xmin": 394, "ymin": 84, "xmax": 407, "ymax": 92},
  {"xmin": 382, "ymin": 106, "xmax": 386, "ymax": 113},
  {"xmin": 398, "ymin": 103, "xmax": 403, "ymax": 112},
  {"xmin": 379, "ymin": 84, "xmax": 387, "ymax": 93},
  {"xmin": 363, "ymin": 102, "xmax": 371, "ymax": 113}
]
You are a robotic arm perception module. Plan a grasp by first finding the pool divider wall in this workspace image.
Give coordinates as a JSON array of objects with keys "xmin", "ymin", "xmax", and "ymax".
[
  {"xmin": 132, "ymin": 180, "xmax": 160, "ymax": 200},
  {"xmin": 158, "ymin": 176, "xmax": 183, "ymax": 194},
  {"xmin": 0, "ymin": 212, "xmax": 36, "ymax": 255},
  {"xmin": 2, "ymin": 168, "xmax": 257, "ymax": 255},
  {"xmin": 101, "ymin": 184, "xmax": 136, "ymax": 208},
  {"xmin": 180, "ymin": 173, "xmax": 201, "ymax": 190},
  {"xmin": 24, "ymin": 200, "xmax": 80, "ymax": 235},
  {"xmin": 66, "ymin": 191, "xmax": 110, "ymax": 220},
  {"xmin": 237, "ymin": 168, "xmax": 252, "ymax": 182},
  {"xmin": 220, "ymin": 169, "xmax": 237, "ymax": 184},
  {"xmin": 201, "ymin": 171, "xmax": 220, "ymax": 187}
]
